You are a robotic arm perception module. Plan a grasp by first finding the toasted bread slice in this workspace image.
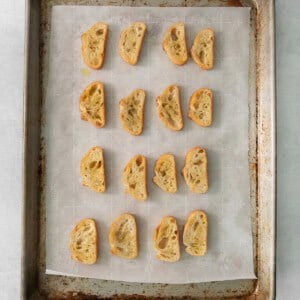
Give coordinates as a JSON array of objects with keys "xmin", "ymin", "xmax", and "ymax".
[
  {"xmin": 109, "ymin": 213, "xmax": 138, "ymax": 259},
  {"xmin": 182, "ymin": 147, "xmax": 208, "ymax": 193},
  {"xmin": 153, "ymin": 216, "xmax": 180, "ymax": 262},
  {"xmin": 188, "ymin": 88, "xmax": 213, "ymax": 127},
  {"xmin": 119, "ymin": 22, "xmax": 146, "ymax": 65},
  {"xmin": 81, "ymin": 22, "xmax": 108, "ymax": 69},
  {"xmin": 123, "ymin": 155, "xmax": 147, "ymax": 201},
  {"xmin": 191, "ymin": 28, "xmax": 214, "ymax": 70},
  {"xmin": 80, "ymin": 146, "xmax": 106, "ymax": 193},
  {"xmin": 153, "ymin": 154, "xmax": 177, "ymax": 193},
  {"xmin": 162, "ymin": 22, "xmax": 188, "ymax": 65},
  {"xmin": 69, "ymin": 218, "xmax": 98, "ymax": 264},
  {"xmin": 80, "ymin": 81, "xmax": 105, "ymax": 128},
  {"xmin": 156, "ymin": 85, "xmax": 183, "ymax": 131},
  {"xmin": 183, "ymin": 210, "xmax": 208, "ymax": 256},
  {"xmin": 119, "ymin": 89, "xmax": 145, "ymax": 135}
]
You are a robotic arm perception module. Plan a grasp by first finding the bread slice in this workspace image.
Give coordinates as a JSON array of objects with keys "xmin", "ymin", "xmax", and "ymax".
[
  {"xmin": 119, "ymin": 22, "xmax": 146, "ymax": 65},
  {"xmin": 153, "ymin": 154, "xmax": 177, "ymax": 193},
  {"xmin": 188, "ymin": 88, "xmax": 213, "ymax": 127},
  {"xmin": 80, "ymin": 146, "xmax": 106, "ymax": 193},
  {"xmin": 156, "ymin": 85, "xmax": 183, "ymax": 131},
  {"xmin": 182, "ymin": 147, "xmax": 208, "ymax": 193},
  {"xmin": 153, "ymin": 216, "xmax": 180, "ymax": 262},
  {"xmin": 109, "ymin": 213, "xmax": 138, "ymax": 259},
  {"xmin": 191, "ymin": 28, "xmax": 214, "ymax": 70},
  {"xmin": 162, "ymin": 22, "xmax": 188, "ymax": 65},
  {"xmin": 81, "ymin": 22, "xmax": 108, "ymax": 69},
  {"xmin": 123, "ymin": 155, "xmax": 147, "ymax": 201},
  {"xmin": 80, "ymin": 81, "xmax": 105, "ymax": 128},
  {"xmin": 119, "ymin": 89, "xmax": 145, "ymax": 136},
  {"xmin": 183, "ymin": 210, "xmax": 208, "ymax": 256},
  {"xmin": 69, "ymin": 218, "xmax": 98, "ymax": 264}
]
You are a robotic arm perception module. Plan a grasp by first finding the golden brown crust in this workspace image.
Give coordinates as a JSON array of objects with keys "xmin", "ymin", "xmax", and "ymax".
[
  {"xmin": 153, "ymin": 216, "xmax": 180, "ymax": 262},
  {"xmin": 81, "ymin": 22, "xmax": 108, "ymax": 69},
  {"xmin": 182, "ymin": 147, "xmax": 208, "ymax": 194},
  {"xmin": 156, "ymin": 85, "xmax": 184, "ymax": 131},
  {"xmin": 122, "ymin": 155, "xmax": 147, "ymax": 201},
  {"xmin": 80, "ymin": 81, "xmax": 105, "ymax": 128},
  {"xmin": 153, "ymin": 153, "xmax": 177, "ymax": 193},
  {"xmin": 191, "ymin": 28, "xmax": 214, "ymax": 70},
  {"xmin": 162, "ymin": 22, "xmax": 188, "ymax": 66},
  {"xmin": 119, "ymin": 89, "xmax": 145, "ymax": 136},
  {"xmin": 183, "ymin": 210, "xmax": 208, "ymax": 256},
  {"xmin": 188, "ymin": 88, "xmax": 213, "ymax": 127},
  {"xmin": 109, "ymin": 213, "xmax": 138, "ymax": 259},
  {"xmin": 80, "ymin": 146, "xmax": 106, "ymax": 193},
  {"xmin": 119, "ymin": 22, "xmax": 146, "ymax": 65},
  {"xmin": 69, "ymin": 218, "xmax": 98, "ymax": 264}
]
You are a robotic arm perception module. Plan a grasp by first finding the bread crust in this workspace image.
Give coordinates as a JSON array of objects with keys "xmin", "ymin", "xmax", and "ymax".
[
  {"xmin": 109, "ymin": 213, "xmax": 138, "ymax": 259},
  {"xmin": 153, "ymin": 153, "xmax": 177, "ymax": 193},
  {"xmin": 162, "ymin": 22, "xmax": 188, "ymax": 65},
  {"xmin": 119, "ymin": 89, "xmax": 145, "ymax": 136},
  {"xmin": 69, "ymin": 218, "xmax": 98, "ymax": 264},
  {"xmin": 122, "ymin": 155, "xmax": 147, "ymax": 201},
  {"xmin": 119, "ymin": 22, "xmax": 146, "ymax": 65},
  {"xmin": 182, "ymin": 147, "xmax": 208, "ymax": 193},
  {"xmin": 183, "ymin": 210, "xmax": 208, "ymax": 256},
  {"xmin": 81, "ymin": 22, "xmax": 108, "ymax": 69},
  {"xmin": 191, "ymin": 28, "xmax": 214, "ymax": 70},
  {"xmin": 188, "ymin": 88, "xmax": 213, "ymax": 127},
  {"xmin": 80, "ymin": 81, "xmax": 105, "ymax": 128},
  {"xmin": 153, "ymin": 216, "xmax": 180, "ymax": 262},
  {"xmin": 156, "ymin": 85, "xmax": 184, "ymax": 131},
  {"xmin": 80, "ymin": 146, "xmax": 106, "ymax": 193}
]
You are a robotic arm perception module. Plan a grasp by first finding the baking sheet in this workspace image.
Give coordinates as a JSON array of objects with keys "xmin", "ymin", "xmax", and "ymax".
[{"xmin": 44, "ymin": 6, "xmax": 255, "ymax": 284}]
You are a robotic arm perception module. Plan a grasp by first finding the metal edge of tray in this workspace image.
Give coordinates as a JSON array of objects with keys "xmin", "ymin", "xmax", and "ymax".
[{"xmin": 21, "ymin": 0, "xmax": 276, "ymax": 299}]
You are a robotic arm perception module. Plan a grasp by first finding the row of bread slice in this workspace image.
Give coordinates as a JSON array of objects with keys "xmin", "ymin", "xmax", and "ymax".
[
  {"xmin": 80, "ymin": 82, "xmax": 213, "ymax": 132},
  {"xmin": 80, "ymin": 146, "xmax": 208, "ymax": 199},
  {"xmin": 81, "ymin": 21, "xmax": 214, "ymax": 69},
  {"xmin": 69, "ymin": 210, "xmax": 208, "ymax": 264}
]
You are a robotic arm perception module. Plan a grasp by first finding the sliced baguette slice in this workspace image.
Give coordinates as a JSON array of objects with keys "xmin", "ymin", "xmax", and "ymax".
[
  {"xmin": 191, "ymin": 28, "xmax": 214, "ymax": 70},
  {"xmin": 162, "ymin": 22, "xmax": 188, "ymax": 65},
  {"xmin": 182, "ymin": 147, "xmax": 208, "ymax": 193},
  {"xmin": 109, "ymin": 213, "xmax": 138, "ymax": 259},
  {"xmin": 69, "ymin": 218, "xmax": 98, "ymax": 264},
  {"xmin": 123, "ymin": 155, "xmax": 147, "ymax": 201},
  {"xmin": 80, "ymin": 146, "xmax": 106, "ymax": 193},
  {"xmin": 81, "ymin": 22, "xmax": 108, "ymax": 69},
  {"xmin": 183, "ymin": 210, "xmax": 208, "ymax": 256},
  {"xmin": 119, "ymin": 22, "xmax": 146, "ymax": 65},
  {"xmin": 156, "ymin": 85, "xmax": 183, "ymax": 131},
  {"xmin": 153, "ymin": 154, "xmax": 177, "ymax": 193},
  {"xmin": 119, "ymin": 89, "xmax": 145, "ymax": 135},
  {"xmin": 80, "ymin": 81, "xmax": 105, "ymax": 128},
  {"xmin": 153, "ymin": 216, "xmax": 180, "ymax": 262},
  {"xmin": 188, "ymin": 88, "xmax": 213, "ymax": 127}
]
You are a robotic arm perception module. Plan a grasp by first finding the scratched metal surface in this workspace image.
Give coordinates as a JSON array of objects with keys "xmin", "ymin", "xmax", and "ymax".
[{"xmin": 22, "ymin": 0, "xmax": 275, "ymax": 299}]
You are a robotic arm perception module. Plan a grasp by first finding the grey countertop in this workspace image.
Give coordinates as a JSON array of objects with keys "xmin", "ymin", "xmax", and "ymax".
[{"xmin": 0, "ymin": 0, "xmax": 299, "ymax": 299}]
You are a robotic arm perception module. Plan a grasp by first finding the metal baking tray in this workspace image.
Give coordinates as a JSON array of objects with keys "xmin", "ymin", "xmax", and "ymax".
[{"xmin": 22, "ymin": 0, "xmax": 275, "ymax": 298}]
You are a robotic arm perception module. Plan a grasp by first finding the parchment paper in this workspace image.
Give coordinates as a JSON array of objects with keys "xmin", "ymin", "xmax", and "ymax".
[{"xmin": 44, "ymin": 6, "xmax": 255, "ymax": 283}]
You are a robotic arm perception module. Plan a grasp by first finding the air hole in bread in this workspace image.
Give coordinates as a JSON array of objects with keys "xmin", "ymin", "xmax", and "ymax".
[
  {"xmin": 129, "ymin": 183, "xmax": 136, "ymax": 189},
  {"xmin": 171, "ymin": 28, "xmax": 178, "ymax": 41},
  {"xmin": 199, "ymin": 149, "xmax": 204, "ymax": 153},
  {"xmin": 136, "ymin": 157, "xmax": 142, "ymax": 166},
  {"xmin": 96, "ymin": 29, "xmax": 103, "ymax": 35},
  {"xmin": 89, "ymin": 87, "xmax": 96, "ymax": 95},
  {"xmin": 158, "ymin": 237, "xmax": 168, "ymax": 249}
]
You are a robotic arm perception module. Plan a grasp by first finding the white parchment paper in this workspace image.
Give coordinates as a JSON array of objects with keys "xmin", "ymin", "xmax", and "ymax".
[{"xmin": 44, "ymin": 6, "xmax": 255, "ymax": 283}]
